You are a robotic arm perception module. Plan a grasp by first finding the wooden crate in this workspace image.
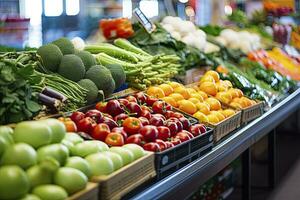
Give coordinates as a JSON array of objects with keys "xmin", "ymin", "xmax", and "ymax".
[
  {"xmin": 91, "ymin": 152, "xmax": 156, "ymax": 200},
  {"xmin": 239, "ymin": 101, "xmax": 264, "ymax": 124},
  {"xmin": 68, "ymin": 182, "xmax": 99, "ymax": 200},
  {"xmin": 207, "ymin": 110, "xmax": 242, "ymax": 143}
]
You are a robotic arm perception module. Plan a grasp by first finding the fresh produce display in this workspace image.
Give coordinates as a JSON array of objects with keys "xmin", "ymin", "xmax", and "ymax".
[
  {"xmin": 130, "ymin": 23, "xmax": 213, "ymax": 70},
  {"xmin": 85, "ymin": 39, "xmax": 181, "ymax": 90},
  {"xmin": 63, "ymin": 92, "xmax": 209, "ymax": 152},
  {"xmin": 160, "ymin": 16, "xmax": 219, "ymax": 53},
  {"xmin": 0, "ymin": 118, "xmax": 146, "ymax": 199},
  {"xmin": 248, "ymin": 48, "xmax": 300, "ymax": 80},
  {"xmin": 214, "ymin": 29, "xmax": 262, "ymax": 54},
  {"xmin": 146, "ymin": 81, "xmax": 237, "ymax": 125},
  {"xmin": 198, "ymin": 70, "xmax": 257, "ymax": 110},
  {"xmin": 215, "ymin": 61, "xmax": 281, "ymax": 105}
]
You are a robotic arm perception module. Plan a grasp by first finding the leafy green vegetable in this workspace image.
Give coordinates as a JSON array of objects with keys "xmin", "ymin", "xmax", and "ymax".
[{"xmin": 130, "ymin": 23, "xmax": 213, "ymax": 70}]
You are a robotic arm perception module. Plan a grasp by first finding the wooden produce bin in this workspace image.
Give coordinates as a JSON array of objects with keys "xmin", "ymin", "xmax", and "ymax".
[
  {"xmin": 91, "ymin": 152, "xmax": 156, "ymax": 200},
  {"xmin": 68, "ymin": 182, "xmax": 99, "ymax": 200},
  {"xmin": 239, "ymin": 101, "xmax": 264, "ymax": 124},
  {"xmin": 207, "ymin": 110, "xmax": 242, "ymax": 143}
]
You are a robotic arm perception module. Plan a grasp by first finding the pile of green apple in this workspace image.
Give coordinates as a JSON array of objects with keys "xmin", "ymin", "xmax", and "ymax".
[{"xmin": 0, "ymin": 118, "xmax": 146, "ymax": 200}]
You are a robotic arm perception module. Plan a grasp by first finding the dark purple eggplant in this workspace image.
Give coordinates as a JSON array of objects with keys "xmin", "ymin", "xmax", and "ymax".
[{"xmin": 41, "ymin": 87, "xmax": 67, "ymax": 102}]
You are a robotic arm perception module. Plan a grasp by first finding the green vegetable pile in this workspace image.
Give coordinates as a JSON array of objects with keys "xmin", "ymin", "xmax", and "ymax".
[
  {"xmin": 37, "ymin": 37, "xmax": 115, "ymax": 100},
  {"xmin": 129, "ymin": 23, "xmax": 212, "ymax": 70},
  {"xmin": 0, "ymin": 52, "xmax": 41, "ymax": 124},
  {"xmin": 85, "ymin": 38, "xmax": 181, "ymax": 90}
]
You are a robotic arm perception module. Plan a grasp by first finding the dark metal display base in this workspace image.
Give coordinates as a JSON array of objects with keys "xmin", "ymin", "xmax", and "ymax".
[{"xmin": 124, "ymin": 88, "xmax": 300, "ymax": 200}]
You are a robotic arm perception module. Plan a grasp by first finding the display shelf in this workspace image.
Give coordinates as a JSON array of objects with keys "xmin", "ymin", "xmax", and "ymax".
[{"xmin": 125, "ymin": 88, "xmax": 300, "ymax": 200}]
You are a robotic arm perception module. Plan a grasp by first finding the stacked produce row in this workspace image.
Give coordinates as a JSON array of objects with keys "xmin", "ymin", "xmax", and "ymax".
[{"xmin": 0, "ymin": 9, "xmax": 299, "ymax": 199}]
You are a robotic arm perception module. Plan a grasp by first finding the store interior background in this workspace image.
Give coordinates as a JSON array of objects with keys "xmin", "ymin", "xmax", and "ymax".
[{"xmin": 0, "ymin": 0, "xmax": 300, "ymax": 199}]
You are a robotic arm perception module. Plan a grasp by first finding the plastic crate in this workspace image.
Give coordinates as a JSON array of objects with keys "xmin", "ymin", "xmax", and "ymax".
[
  {"xmin": 91, "ymin": 152, "xmax": 156, "ymax": 200},
  {"xmin": 155, "ymin": 128, "xmax": 214, "ymax": 179}
]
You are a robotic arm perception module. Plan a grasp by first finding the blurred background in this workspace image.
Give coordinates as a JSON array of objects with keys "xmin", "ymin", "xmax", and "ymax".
[{"xmin": 0, "ymin": 0, "xmax": 298, "ymax": 48}]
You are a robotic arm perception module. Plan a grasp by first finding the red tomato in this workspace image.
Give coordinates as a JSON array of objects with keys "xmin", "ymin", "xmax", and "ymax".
[
  {"xmin": 143, "ymin": 142, "xmax": 161, "ymax": 152},
  {"xmin": 91, "ymin": 123, "xmax": 110, "ymax": 141},
  {"xmin": 165, "ymin": 141, "xmax": 175, "ymax": 149},
  {"xmin": 138, "ymin": 117, "xmax": 150, "ymax": 126},
  {"xmin": 70, "ymin": 111, "xmax": 85, "ymax": 123},
  {"xmin": 114, "ymin": 113, "xmax": 129, "ymax": 124},
  {"xmin": 172, "ymin": 112, "xmax": 184, "ymax": 118},
  {"xmin": 139, "ymin": 125, "xmax": 158, "ymax": 142},
  {"xmin": 176, "ymin": 131, "xmax": 192, "ymax": 142},
  {"xmin": 126, "ymin": 102, "xmax": 142, "ymax": 116},
  {"xmin": 58, "ymin": 117, "xmax": 77, "ymax": 132},
  {"xmin": 106, "ymin": 100, "xmax": 124, "ymax": 116},
  {"xmin": 77, "ymin": 117, "xmax": 96, "ymax": 134},
  {"xmin": 105, "ymin": 132, "xmax": 124, "ymax": 146},
  {"xmin": 145, "ymin": 96, "xmax": 159, "ymax": 106},
  {"xmin": 112, "ymin": 127, "xmax": 128, "ymax": 140},
  {"xmin": 99, "ymin": 117, "xmax": 118, "ymax": 129},
  {"xmin": 95, "ymin": 102, "xmax": 107, "ymax": 113},
  {"xmin": 140, "ymin": 109, "xmax": 152, "ymax": 120},
  {"xmin": 168, "ymin": 118, "xmax": 183, "ymax": 132},
  {"xmin": 152, "ymin": 101, "xmax": 172, "ymax": 114},
  {"xmin": 155, "ymin": 139, "xmax": 167, "ymax": 151},
  {"xmin": 165, "ymin": 121, "xmax": 178, "ymax": 137},
  {"xmin": 126, "ymin": 134, "xmax": 145, "ymax": 146},
  {"xmin": 152, "ymin": 114, "xmax": 166, "ymax": 121},
  {"xmin": 171, "ymin": 137, "xmax": 182, "ymax": 146},
  {"xmin": 149, "ymin": 117, "xmax": 164, "ymax": 126},
  {"xmin": 133, "ymin": 92, "xmax": 147, "ymax": 104},
  {"xmin": 122, "ymin": 117, "xmax": 143, "ymax": 135},
  {"xmin": 118, "ymin": 98, "xmax": 129, "ymax": 107},
  {"xmin": 141, "ymin": 105, "xmax": 151, "ymax": 112},
  {"xmin": 126, "ymin": 95, "xmax": 138, "ymax": 103},
  {"xmin": 85, "ymin": 109, "xmax": 103, "ymax": 123},
  {"xmin": 165, "ymin": 111, "xmax": 175, "ymax": 119},
  {"xmin": 157, "ymin": 126, "xmax": 171, "ymax": 141},
  {"xmin": 178, "ymin": 117, "xmax": 190, "ymax": 130}
]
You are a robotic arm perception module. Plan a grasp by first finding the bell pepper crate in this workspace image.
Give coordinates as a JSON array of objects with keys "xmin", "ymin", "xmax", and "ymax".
[
  {"xmin": 90, "ymin": 152, "xmax": 156, "ymax": 200},
  {"xmin": 68, "ymin": 182, "xmax": 99, "ymax": 200}
]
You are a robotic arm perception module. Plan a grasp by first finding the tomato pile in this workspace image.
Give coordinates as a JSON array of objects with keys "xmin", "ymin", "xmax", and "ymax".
[{"xmin": 64, "ymin": 92, "xmax": 208, "ymax": 152}]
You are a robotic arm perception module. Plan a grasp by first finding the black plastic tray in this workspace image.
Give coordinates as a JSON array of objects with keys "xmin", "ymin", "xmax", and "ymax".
[{"xmin": 155, "ymin": 128, "xmax": 214, "ymax": 180}]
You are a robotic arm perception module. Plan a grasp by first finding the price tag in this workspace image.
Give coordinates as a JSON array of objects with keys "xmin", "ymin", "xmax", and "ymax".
[{"xmin": 133, "ymin": 8, "xmax": 156, "ymax": 33}]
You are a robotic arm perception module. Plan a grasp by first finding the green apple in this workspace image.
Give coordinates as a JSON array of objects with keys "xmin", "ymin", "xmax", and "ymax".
[
  {"xmin": 19, "ymin": 194, "xmax": 41, "ymax": 200},
  {"xmin": 0, "ymin": 126, "xmax": 14, "ymax": 144},
  {"xmin": 109, "ymin": 147, "xmax": 134, "ymax": 165},
  {"xmin": 64, "ymin": 133, "xmax": 83, "ymax": 144},
  {"xmin": 0, "ymin": 165, "xmax": 30, "ymax": 199},
  {"xmin": 13, "ymin": 121, "xmax": 52, "ymax": 148},
  {"xmin": 65, "ymin": 156, "xmax": 92, "ymax": 178},
  {"xmin": 1, "ymin": 143, "xmax": 37, "ymax": 169},
  {"xmin": 32, "ymin": 185, "xmax": 68, "ymax": 200},
  {"xmin": 71, "ymin": 140, "xmax": 109, "ymax": 157},
  {"xmin": 61, "ymin": 139, "xmax": 75, "ymax": 152},
  {"xmin": 54, "ymin": 167, "xmax": 87, "ymax": 194},
  {"xmin": 102, "ymin": 151, "xmax": 123, "ymax": 171},
  {"xmin": 37, "ymin": 144, "xmax": 69, "ymax": 166},
  {"xmin": 123, "ymin": 144, "xmax": 146, "ymax": 160},
  {"xmin": 85, "ymin": 153, "xmax": 114, "ymax": 176},
  {"xmin": 42, "ymin": 119, "xmax": 66, "ymax": 143},
  {"xmin": 26, "ymin": 165, "xmax": 53, "ymax": 188}
]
